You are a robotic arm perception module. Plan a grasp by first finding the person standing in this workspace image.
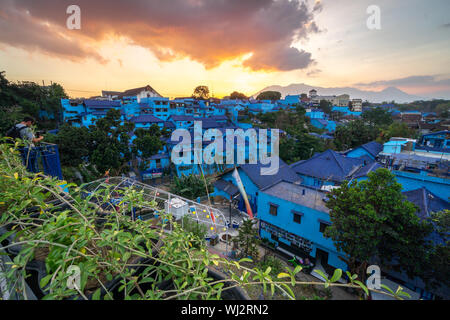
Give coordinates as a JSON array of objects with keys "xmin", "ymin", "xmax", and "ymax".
[{"xmin": 6, "ymin": 116, "xmax": 44, "ymax": 146}]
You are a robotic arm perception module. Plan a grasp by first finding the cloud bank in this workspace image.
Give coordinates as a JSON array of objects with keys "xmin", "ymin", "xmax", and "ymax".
[{"xmin": 0, "ymin": 0, "xmax": 322, "ymax": 71}]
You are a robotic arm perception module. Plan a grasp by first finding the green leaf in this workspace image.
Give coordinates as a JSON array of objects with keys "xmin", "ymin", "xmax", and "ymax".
[
  {"xmin": 330, "ymin": 269, "xmax": 342, "ymax": 283},
  {"xmin": 313, "ymin": 269, "xmax": 328, "ymax": 281},
  {"xmin": 293, "ymin": 265, "xmax": 303, "ymax": 275},
  {"xmin": 354, "ymin": 280, "xmax": 369, "ymax": 296},
  {"xmin": 277, "ymin": 273, "xmax": 290, "ymax": 279},
  {"xmin": 238, "ymin": 258, "xmax": 253, "ymax": 264},
  {"xmin": 92, "ymin": 288, "xmax": 101, "ymax": 300},
  {"xmin": 40, "ymin": 274, "xmax": 53, "ymax": 288},
  {"xmin": 396, "ymin": 291, "xmax": 411, "ymax": 299},
  {"xmin": 0, "ymin": 230, "xmax": 15, "ymax": 243},
  {"xmin": 281, "ymin": 283, "xmax": 295, "ymax": 300},
  {"xmin": 380, "ymin": 284, "xmax": 394, "ymax": 295}
]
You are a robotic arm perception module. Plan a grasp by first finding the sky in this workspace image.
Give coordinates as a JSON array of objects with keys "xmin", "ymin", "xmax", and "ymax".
[{"xmin": 0, "ymin": 0, "xmax": 449, "ymax": 99}]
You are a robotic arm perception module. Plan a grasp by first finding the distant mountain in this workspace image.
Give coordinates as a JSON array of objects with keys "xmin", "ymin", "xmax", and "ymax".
[{"xmin": 252, "ymin": 83, "xmax": 425, "ymax": 103}]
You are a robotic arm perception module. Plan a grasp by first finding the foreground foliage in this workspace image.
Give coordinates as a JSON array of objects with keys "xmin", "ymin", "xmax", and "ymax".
[{"xmin": 0, "ymin": 143, "xmax": 407, "ymax": 300}]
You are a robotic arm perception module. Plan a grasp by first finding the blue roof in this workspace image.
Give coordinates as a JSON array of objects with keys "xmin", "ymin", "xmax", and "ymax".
[
  {"xmin": 84, "ymin": 100, "xmax": 121, "ymax": 108},
  {"xmin": 403, "ymin": 187, "xmax": 449, "ymax": 246},
  {"xmin": 290, "ymin": 149, "xmax": 366, "ymax": 183},
  {"xmin": 415, "ymin": 145, "xmax": 450, "ymax": 154},
  {"xmin": 148, "ymin": 153, "xmax": 170, "ymax": 160},
  {"xmin": 238, "ymin": 158, "xmax": 302, "ymax": 190},
  {"xmin": 308, "ymin": 133, "xmax": 333, "ymax": 140},
  {"xmin": 163, "ymin": 121, "xmax": 176, "ymax": 128},
  {"xmin": 352, "ymin": 162, "xmax": 383, "ymax": 179},
  {"xmin": 347, "ymin": 141, "xmax": 383, "ymax": 158},
  {"xmin": 197, "ymin": 119, "xmax": 222, "ymax": 129},
  {"xmin": 129, "ymin": 115, "xmax": 164, "ymax": 123},
  {"xmin": 91, "ymin": 110, "xmax": 125, "ymax": 116},
  {"xmin": 210, "ymin": 115, "xmax": 229, "ymax": 121},
  {"xmin": 170, "ymin": 115, "xmax": 195, "ymax": 122},
  {"xmin": 313, "ymin": 119, "xmax": 329, "ymax": 126},
  {"xmin": 213, "ymin": 179, "xmax": 240, "ymax": 197},
  {"xmin": 403, "ymin": 187, "xmax": 449, "ymax": 219},
  {"xmin": 421, "ymin": 130, "xmax": 449, "ymax": 137}
]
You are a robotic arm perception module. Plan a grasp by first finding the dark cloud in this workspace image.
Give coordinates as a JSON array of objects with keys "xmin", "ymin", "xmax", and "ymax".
[
  {"xmin": 0, "ymin": 0, "xmax": 320, "ymax": 71},
  {"xmin": 0, "ymin": 1, "xmax": 106, "ymax": 63}
]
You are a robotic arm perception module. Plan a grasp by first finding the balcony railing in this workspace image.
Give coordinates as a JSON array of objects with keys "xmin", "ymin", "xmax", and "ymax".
[{"xmin": 20, "ymin": 143, "xmax": 63, "ymax": 180}]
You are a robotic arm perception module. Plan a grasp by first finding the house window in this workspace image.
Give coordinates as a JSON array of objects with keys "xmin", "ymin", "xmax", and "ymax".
[
  {"xmin": 269, "ymin": 203, "xmax": 278, "ymax": 216},
  {"xmin": 293, "ymin": 212, "xmax": 302, "ymax": 224},
  {"xmin": 271, "ymin": 233, "xmax": 278, "ymax": 242},
  {"xmin": 319, "ymin": 222, "xmax": 329, "ymax": 233},
  {"xmin": 155, "ymin": 159, "xmax": 161, "ymax": 168}
]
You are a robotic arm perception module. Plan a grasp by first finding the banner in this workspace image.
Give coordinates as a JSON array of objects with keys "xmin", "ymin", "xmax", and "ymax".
[{"xmin": 232, "ymin": 168, "xmax": 254, "ymax": 219}]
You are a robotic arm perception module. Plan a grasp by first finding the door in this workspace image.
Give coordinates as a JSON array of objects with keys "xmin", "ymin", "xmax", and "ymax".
[{"xmin": 315, "ymin": 248, "xmax": 329, "ymax": 266}]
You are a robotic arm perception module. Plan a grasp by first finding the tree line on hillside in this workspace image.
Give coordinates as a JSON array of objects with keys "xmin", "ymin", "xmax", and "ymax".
[{"xmin": 0, "ymin": 71, "xmax": 67, "ymax": 133}]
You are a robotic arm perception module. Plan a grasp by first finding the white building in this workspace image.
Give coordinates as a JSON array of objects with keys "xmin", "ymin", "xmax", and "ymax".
[{"xmin": 351, "ymin": 99, "xmax": 363, "ymax": 112}]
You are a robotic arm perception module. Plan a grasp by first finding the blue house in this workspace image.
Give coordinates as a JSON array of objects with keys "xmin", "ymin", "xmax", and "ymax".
[
  {"xmin": 167, "ymin": 115, "xmax": 195, "ymax": 129},
  {"xmin": 84, "ymin": 99, "xmax": 122, "ymax": 114},
  {"xmin": 61, "ymin": 99, "xmax": 85, "ymax": 126},
  {"xmin": 345, "ymin": 141, "xmax": 383, "ymax": 161},
  {"xmin": 378, "ymin": 137, "xmax": 450, "ymax": 201},
  {"xmin": 310, "ymin": 119, "xmax": 337, "ymax": 132},
  {"xmin": 214, "ymin": 159, "xmax": 302, "ymax": 214},
  {"xmin": 305, "ymin": 108, "xmax": 326, "ymax": 119},
  {"xmin": 257, "ymin": 181, "xmax": 347, "ymax": 271},
  {"xmin": 290, "ymin": 149, "xmax": 376, "ymax": 188},
  {"xmin": 284, "ymin": 95, "xmax": 301, "ymax": 105},
  {"xmin": 419, "ymin": 130, "xmax": 450, "ymax": 149},
  {"xmin": 129, "ymin": 115, "xmax": 164, "ymax": 129}
]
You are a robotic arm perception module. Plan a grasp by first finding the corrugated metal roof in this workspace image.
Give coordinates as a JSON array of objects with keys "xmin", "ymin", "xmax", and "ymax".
[
  {"xmin": 261, "ymin": 181, "xmax": 329, "ymax": 212},
  {"xmin": 238, "ymin": 158, "xmax": 302, "ymax": 190},
  {"xmin": 291, "ymin": 149, "xmax": 366, "ymax": 183},
  {"xmin": 129, "ymin": 115, "xmax": 164, "ymax": 123}
]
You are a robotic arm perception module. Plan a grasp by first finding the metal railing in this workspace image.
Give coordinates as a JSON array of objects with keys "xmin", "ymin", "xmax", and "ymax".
[
  {"xmin": 20, "ymin": 143, "xmax": 63, "ymax": 180},
  {"xmin": 80, "ymin": 177, "xmax": 249, "ymax": 243}
]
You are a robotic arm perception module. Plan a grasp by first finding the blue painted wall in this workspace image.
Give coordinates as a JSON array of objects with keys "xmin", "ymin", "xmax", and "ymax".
[{"xmin": 257, "ymin": 190, "xmax": 347, "ymax": 270}]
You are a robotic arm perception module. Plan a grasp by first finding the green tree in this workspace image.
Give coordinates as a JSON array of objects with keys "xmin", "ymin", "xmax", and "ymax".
[
  {"xmin": 45, "ymin": 124, "xmax": 92, "ymax": 166},
  {"xmin": 377, "ymin": 122, "xmax": 416, "ymax": 143},
  {"xmin": 130, "ymin": 125, "xmax": 165, "ymax": 172},
  {"xmin": 319, "ymin": 99, "xmax": 332, "ymax": 114},
  {"xmin": 256, "ymin": 91, "xmax": 281, "ymax": 101},
  {"xmin": 229, "ymin": 91, "xmax": 248, "ymax": 100},
  {"xmin": 421, "ymin": 210, "xmax": 450, "ymax": 290},
  {"xmin": 280, "ymin": 133, "xmax": 324, "ymax": 164},
  {"xmin": 192, "ymin": 85, "xmax": 210, "ymax": 100},
  {"xmin": 170, "ymin": 174, "xmax": 213, "ymax": 200},
  {"xmin": 333, "ymin": 119, "xmax": 379, "ymax": 151},
  {"xmin": 435, "ymin": 103, "xmax": 450, "ymax": 119},
  {"xmin": 324, "ymin": 169, "xmax": 433, "ymax": 283},
  {"xmin": 362, "ymin": 107, "xmax": 393, "ymax": 127},
  {"xmin": 89, "ymin": 109, "xmax": 135, "ymax": 175},
  {"xmin": 232, "ymin": 218, "xmax": 261, "ymax": 260},
  {"xmin": 0, "ymin": 71, "xmax": 68, "ymax": 130}
]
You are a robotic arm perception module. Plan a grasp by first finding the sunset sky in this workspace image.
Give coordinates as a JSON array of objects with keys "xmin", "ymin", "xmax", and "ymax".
[{"xmin": 1, "ymin": 0, "xmax": 449, "ymax": 99}]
